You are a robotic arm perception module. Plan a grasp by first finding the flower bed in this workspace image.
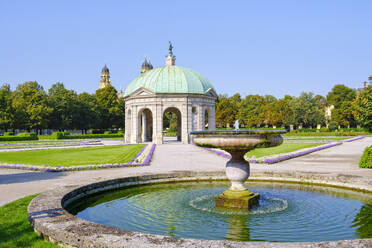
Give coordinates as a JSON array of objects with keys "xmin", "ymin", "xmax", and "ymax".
[
  {"xmin": 199, "ymin": 136, "xmax": 365, "ymax": 164},
  {"xmin": 0, "ymin": 143, "xmax": 156, "ymax": 172}
]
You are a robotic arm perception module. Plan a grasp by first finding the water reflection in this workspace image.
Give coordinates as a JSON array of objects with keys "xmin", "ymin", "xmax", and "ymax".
[
  {"xmin": 226, "ymin": 214, "xmax": 250, "ymax": 241},
  {"xmin": 352, "ymin": 204, "xmax": 372, "ymax": 239}
]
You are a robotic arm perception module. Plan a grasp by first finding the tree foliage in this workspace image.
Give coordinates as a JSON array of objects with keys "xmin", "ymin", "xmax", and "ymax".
[
  {"xmin": 327, "ymin": 84, "xmax": 356, "ymax": 127},
  {"xmin": 48, "ymin": 83, "xmax": 79, "ymax": 131},
  {"xmin": 353, "ymin": 83, "xmax": 372, "ymax": 131},
  {"xmin": 96, "ymin": 85, "xmax": 125, "ymax": 129},
  {"xmin": 0, "ymin": 84, "xmax": 13, "ymax": 130},
  {"xmin": 11, "ymin": 81, "xmax": 52, "ymax": 132}
]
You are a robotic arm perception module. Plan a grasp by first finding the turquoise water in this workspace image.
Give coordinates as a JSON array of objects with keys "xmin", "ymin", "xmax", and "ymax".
[{"xmin": 67, "ymin": 181, "xmax": 372, "ymax": 242}]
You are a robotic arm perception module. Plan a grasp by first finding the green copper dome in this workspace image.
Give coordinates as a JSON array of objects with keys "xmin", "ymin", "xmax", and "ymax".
[{"xmin": 124, "ymin": 66, "xmax": 215, "ymax": 97}]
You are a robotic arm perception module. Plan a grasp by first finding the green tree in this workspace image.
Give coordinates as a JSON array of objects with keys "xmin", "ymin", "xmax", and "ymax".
[
  {"xmin": 11, "ymin": 81, "xmax": 52, "ymax": 132},
  {"xmin": 265, "ymin": 98, "xmax": 293, "ymax": 127},
  {"xmin": 327, "ymin": 84, "xmax": 357, "ymax": 127},
  {"xmin": 290, "ymin": 92, "xmax": 325, "ymax": 128},
  {"xmin": 75, "ymin": 92, "xmax": 99, "ymax": 133},
  {"xmin": 215, "ymin": 94, "xmax": 240, "ymax": 127},
  {"xmin": 264, "ymin": 95, "xmax": 277, "ymax": 103},
  {"xmin": 352, "ymin": 83, "xmax": 372, "ymax": 131},
  {"xmin": 96, "ymin": 85, "xmax": 124, "ymax": 129},
  {"xmin": 0, "ymin": 84, "xmax": 14, "ymax": 131},
  {"xmin": 238, "ymin": 95, "xmax": 266, "ymax": 127},
  {"xmin": 48, "ymin": 83, "xmax": 79, "ymax": 131}
]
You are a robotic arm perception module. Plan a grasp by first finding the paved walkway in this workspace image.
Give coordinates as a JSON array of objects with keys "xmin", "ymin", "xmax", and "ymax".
[{"xmin": 0, "ymin": 137, "xmax": 371, "ymax": 206}]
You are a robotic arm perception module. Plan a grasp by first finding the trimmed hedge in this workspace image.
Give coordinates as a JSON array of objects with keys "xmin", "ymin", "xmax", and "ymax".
[
  {"xmin": 3, "ymin": 132, "xmax": 14, "ymax": 136},
  {"xmin": 63, "ymin": 133, "xmax": 123, "ymax": 139},
  {"xmin": 360, "ymin": 146, "xmax": 372, "ymax": 169},
  {"xmin": 285, "ymin": 132, "xmax": 368, "ymax": 137},
  {"xmin": 0, "ymin": 133, "xmax": 38, "ymax": 141},
  {"xmin": 39, "ymin": 132, "xmax": 124, "ymax": 140}
]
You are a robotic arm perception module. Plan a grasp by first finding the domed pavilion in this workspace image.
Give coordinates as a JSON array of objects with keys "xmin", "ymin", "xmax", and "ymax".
[{"xmin": 124, "ymin": 42, "xmax": 217, "ymax": 144}]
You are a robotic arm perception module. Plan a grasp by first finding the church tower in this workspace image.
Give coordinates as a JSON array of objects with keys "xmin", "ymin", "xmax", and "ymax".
[
  {"xmin": 141, "ymin": 58, "xmax": 153, "ymax": 74},
  {"xmin": 99, "ymin": 64, "xmax": 111, "ymax": 89}
]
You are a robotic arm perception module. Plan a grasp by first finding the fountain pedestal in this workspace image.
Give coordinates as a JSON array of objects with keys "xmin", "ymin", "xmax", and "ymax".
[
  {"xmin": 215, "ymin": 149, "xmax": 259, "ymax": 210},
  {"xmin": 191, "ymin": 130, "xmax": 285, "ymax": 210}
]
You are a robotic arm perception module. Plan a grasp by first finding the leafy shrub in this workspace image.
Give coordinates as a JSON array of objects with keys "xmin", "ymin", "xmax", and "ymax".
[
  {"xmin": 319, "ymin": 127, "xmax": 329, "ymax": 132},
  {"xmin": 0, "ymin": 132, "xmax": 38, "ymax": 141},
  {"xmin": 38, "ymin": 132, "xmax": 124, "ymax": 140},
  {"xmin": 104, "ymin": 131, "xmax": 112, "ymax": 134},
  {"xmin": 4, "ymin": 132, "xmax": 14, "ymax": 136},
  {"xmin": 285, "ymin": 131, "xmax": 367, "ymax": 137},
  {"xmin": 359, "ymin": 146, "xmax": 372, "ymax": 168},
  {"xmin": 52, "ymin": 132, "xmax": 66, "ymax": 139},
  {"xmin": 63, "ymin": 133, "xmax": 124, "ymax": 139},
  {"xmin": 328, "ymin": 121, "xmax": 338, "ymax": 132}
]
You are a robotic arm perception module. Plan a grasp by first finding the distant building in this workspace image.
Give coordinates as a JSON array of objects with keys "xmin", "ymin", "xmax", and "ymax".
[
  {"xmin": 141, "ymin": 58, "xmax": 153, "ymax": 74},
  {"xmin": 99, "ymin": 64, "xmax": 111, "ymax": 89}
]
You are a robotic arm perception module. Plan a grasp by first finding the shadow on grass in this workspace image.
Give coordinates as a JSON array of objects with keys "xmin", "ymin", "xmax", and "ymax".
[{"xmin": 0, "ymin": 194, "xmax": 59, "ymax": 248}]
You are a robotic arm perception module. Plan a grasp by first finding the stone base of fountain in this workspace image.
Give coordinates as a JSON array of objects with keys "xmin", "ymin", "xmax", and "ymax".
[
  {"xmin": 215, "ymin": 189, "xmax": 260, "ymax": 209},
  {"xmin": 192, "ymin": 130, "xmax": 285, "ymax": 210}
]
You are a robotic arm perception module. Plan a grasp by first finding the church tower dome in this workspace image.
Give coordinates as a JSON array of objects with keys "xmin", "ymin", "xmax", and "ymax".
[
  {"xmin": 99, "ymin": 64, "xmax": 111, "ymax": 89},
  {"xmin": 141, "ymin": 58, "xmax": 153, "ymax": 74}
]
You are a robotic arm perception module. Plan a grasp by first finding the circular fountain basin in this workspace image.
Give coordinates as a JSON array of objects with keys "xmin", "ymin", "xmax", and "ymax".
[
  {"xmin": 28, "ymin": 172, "xmax": 372, "ymax": 248},
  {"xmin": 66, "ymin": 180, "xmax": 372, "ymax": 243}
]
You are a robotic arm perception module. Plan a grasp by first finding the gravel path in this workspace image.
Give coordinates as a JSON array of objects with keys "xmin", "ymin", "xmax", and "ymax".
[{"xmin": 0, "ymin": 137, "xmax": 371, "ymax": 206}]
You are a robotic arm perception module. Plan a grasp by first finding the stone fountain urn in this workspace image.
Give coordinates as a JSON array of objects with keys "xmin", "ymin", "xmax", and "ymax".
[{"xmin": 191, "ymin": 130, "xmax": 286, "ymax": 209}]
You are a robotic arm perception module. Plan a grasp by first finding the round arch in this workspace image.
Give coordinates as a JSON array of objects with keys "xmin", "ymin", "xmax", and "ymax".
[
  {"xmin": 204, "ymin": 106, "xmax": 213, "ymax": 130},
  {"xmin": 162, "ymin": 107, "xmax": 182, "ymax": 142},
  {"xmin": 137, "ymin": 108, "xmax": 153, "ymax": 142}
]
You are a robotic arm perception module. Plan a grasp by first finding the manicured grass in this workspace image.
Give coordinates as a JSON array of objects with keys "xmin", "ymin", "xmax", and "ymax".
[
  {"xmin": 0, "ymin": 143, "xmax": 80, "ymax": 148},
  {"xmin": 0, "ymin": 194, "xmax": 58, "ymax": 248},
  {"xmin": 246, "ymin": 142, "xmax": 325, "ymax": 158},
  {"xmin": 0, "ymin": 145, "xmax": 49, "ymax": 148},
  {"xmin": 284, "ymin": 137, "xmax": 348, "ymax": 141},
  {"xmin": 0, "ymin": 140, "xmax": 73, "ymax": 144},
  {"xmin": 0, "ymin": 145, "xmax": 144, "ymax": 166}
]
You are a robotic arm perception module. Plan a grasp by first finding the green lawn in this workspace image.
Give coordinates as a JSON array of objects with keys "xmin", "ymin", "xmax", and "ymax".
[
  {"xmin": 284, "ymin": 137, "xmax": 348, "ymax": 141},
  {"xmin": 0, "ymin": 195, "xmax": 58, "ymax": 248},
  {"xmin": 0, "ymin": 143, "xmax": 80, "ymax": 148},
  {"xmin": 246, "ymin": 142, "xmax": 325, "ymax": 158},
  {"xmin": 0, "ymin": 145, "xmax": 50, "ymax": 148},
  {"xmin": 0, "ymin": 145, "xmax": 144, "ymax": 166},
  {"xmin": 0, "ymin": 140, "xmax": 73, "ymax": 144}
]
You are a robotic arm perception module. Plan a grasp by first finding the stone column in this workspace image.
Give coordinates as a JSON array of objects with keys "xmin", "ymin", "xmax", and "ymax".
[
  {"xmin": 209, "ymin": 105, "xmax": 216, "ymax": 131},
  {"xmin": 125, "ymin": 108, "xmax": 132, "ymax": 143},
  {"xmin": 181, "ymin": 104, "xmax": 189, "ymax": 144},
  {"xmin": 141, "ymin": 113, "xmax": 146, "ymax": 142},
  {"xmin": 197, "ymin": 105, "xmax": 204, "ymax": 131},
  {"xmin": 153, "ymin": 104, "xmax": 163, "ymax": 144},
  {"xmin": 131, "ymin": 106, "xmax": 138, "ymax": 144}
]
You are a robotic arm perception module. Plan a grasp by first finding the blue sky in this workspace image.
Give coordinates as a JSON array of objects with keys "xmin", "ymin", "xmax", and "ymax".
[{"xmin": 0, "ymin": 1, "xmax": 371, "ymax": 98}]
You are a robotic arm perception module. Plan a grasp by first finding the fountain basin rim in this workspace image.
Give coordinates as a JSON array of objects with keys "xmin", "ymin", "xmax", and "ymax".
[
  {"xmin": 191, "ymin": 130, "xmax": 287, "ymax": 135},
  {"xmin": 28, "ymin": 171, "xmax": 372, "ymax": 248}
]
